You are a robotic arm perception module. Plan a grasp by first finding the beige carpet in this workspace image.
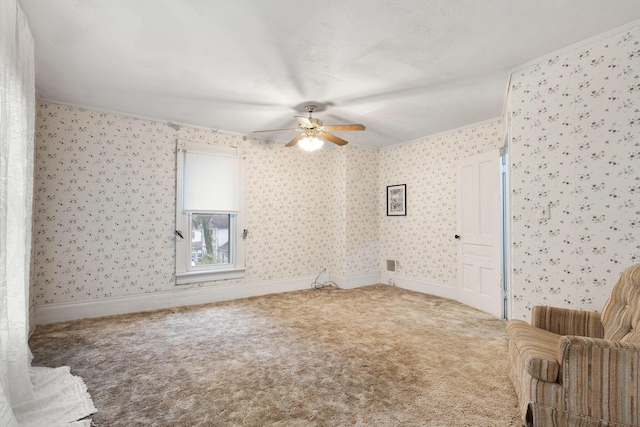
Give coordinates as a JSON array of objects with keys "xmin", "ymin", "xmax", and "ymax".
[{"xmin": 30, "ymin": 285, "xmax": 521, "ymax": 426}]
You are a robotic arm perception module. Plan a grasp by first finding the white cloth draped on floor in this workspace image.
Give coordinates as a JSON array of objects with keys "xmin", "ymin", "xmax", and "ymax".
[{"xmin": 0, "ymin": 1, "xmax": 96, "ymax": 425}]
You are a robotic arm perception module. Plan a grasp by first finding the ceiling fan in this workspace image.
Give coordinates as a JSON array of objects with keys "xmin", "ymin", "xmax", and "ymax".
[{"xmin": 253, "ymin": 105, "xmax": 365, "ymax": 151}]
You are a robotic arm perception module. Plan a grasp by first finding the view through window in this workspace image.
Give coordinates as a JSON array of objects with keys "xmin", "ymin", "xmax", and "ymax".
[{"xmin": 190, "ymin": 213, "xmax": 231, "ymax": 266}]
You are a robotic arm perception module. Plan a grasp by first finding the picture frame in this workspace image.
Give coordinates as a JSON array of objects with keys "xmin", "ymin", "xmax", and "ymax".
[{"xmin": 387, "ymin": 184, "xmax": 406, "ymax": 216}]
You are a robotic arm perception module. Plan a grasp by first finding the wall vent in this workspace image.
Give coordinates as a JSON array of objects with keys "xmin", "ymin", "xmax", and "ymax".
[{"xmin": 386, "ymin": 259, "xmax": 397, "ymax": 272}]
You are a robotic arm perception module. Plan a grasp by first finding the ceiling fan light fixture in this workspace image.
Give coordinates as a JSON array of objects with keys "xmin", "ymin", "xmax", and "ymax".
[
  {"xmin": 253, "ymin": 104, "xmax": 365, "ymax": 149},
  {"xmin": 298, "ymin": 136, "xmax": 324, "ymax": 152}
]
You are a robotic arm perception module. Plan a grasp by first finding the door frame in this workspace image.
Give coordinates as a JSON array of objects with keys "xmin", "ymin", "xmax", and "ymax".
[{"xmin": 500, "ymin": 138, "xmax": 510, "ymax": 320}]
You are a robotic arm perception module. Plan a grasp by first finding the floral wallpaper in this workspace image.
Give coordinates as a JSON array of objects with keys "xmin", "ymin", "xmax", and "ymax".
[
  {"xmin": 33, "ymin": 104, "xmax": 176, "ymax": 304},
  {"xmin": 239, "ymin": 137, "xmax": 335, "ymax": 282},
  {"xmin": 346, "ymin": 147, "xmax": 380, "ymax": 277},
  {"xmin": 33, "ymin": 99, "xmax": 496, "ymax": 308},
  {"xmin": 378, "ymin": 121, "xmax": 505, "ymax": 287},
  {"xmin": 508, "ymin": 24, "xmax": 640, "ymax": 320},
  {"xmin": 328, "ymin": 146, "xmax": 347, "ymax": 278},
  {"xmin": 32, "ymin": 102, "xmax": 373, "ymax": 305},
  {"xmin": 325, "ymin": 145, "xmax": 381, "ymax": 281}
]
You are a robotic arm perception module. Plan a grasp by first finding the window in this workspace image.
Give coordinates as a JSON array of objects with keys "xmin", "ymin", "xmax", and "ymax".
[{"xmin": 175, "ymin": 141, "xmax": 245, "ymax": 284}]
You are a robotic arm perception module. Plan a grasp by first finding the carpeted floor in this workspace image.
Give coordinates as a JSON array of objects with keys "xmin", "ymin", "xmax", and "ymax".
[{"xmin": 30, "ymin": 285, "xmax": 521, "ymax": 426}]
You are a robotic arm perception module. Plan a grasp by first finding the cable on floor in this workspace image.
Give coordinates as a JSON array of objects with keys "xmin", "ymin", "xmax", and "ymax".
[{"xmin": 311, "ymin": 267, "xmax": 339, "ymax": 291}]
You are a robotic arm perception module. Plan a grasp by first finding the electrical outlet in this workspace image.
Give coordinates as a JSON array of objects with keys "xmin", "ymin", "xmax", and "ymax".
[{"xmin": 541, "ymin": 205, "xmax": 551, "ymax": 219}]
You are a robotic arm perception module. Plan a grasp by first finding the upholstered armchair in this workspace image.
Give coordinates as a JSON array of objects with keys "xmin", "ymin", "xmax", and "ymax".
[{"xmin": 507, "ymin": 263, "xmax": 640, "ymax": 427}]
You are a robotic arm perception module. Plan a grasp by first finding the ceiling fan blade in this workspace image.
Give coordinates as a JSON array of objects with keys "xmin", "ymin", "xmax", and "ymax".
[
  {"xmin": 253, "ymin": 128, "xmax": 299, "ymax": 133},
  {"xmin": 310, "ymin": 117, "xmax": 323, "ymax": 127},
  {"xmin": 319, "ymin": 132, "xmax": 348, "ymax": 146},
  {"xmin": 297, "ymin": 117, "xmax": 313, "ymax": 128},
  {"xmin": 322, "ymin": 124, "xmax": 365, "ymax": 131},
  {"xmin": 285, "ymin": 134, "xmax": 306, "ymax": 147}
]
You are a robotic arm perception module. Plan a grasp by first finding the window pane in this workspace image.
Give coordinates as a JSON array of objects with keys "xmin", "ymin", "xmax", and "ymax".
[{"xmin": 190, "ymin": 214, "xmax": 231, "ymax": 266}]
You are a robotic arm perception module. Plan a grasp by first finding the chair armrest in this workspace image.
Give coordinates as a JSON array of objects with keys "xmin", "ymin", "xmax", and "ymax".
[
  {"xmin": 532, "ymin": 306, "xmax": 604, "ymax": 338},
  {"xmin": 557, "ymin": 336, "xmax": 640, "ymax": 425}
]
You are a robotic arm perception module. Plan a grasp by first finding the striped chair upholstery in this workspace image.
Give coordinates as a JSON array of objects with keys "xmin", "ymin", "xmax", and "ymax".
[{"xmin": 507, "ymin": 263, "xmax": 640, "ymax": 427}]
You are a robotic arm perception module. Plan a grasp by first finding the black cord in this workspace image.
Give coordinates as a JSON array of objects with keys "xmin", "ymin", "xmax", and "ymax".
[{"xmin": 311, "ymin": 267, "xmax": 339, "ymax": 291}]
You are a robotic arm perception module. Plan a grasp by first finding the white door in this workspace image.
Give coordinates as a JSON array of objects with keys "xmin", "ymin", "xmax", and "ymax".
[{"xmin": 457, "ymin": 149, "xmax": 502, "ymax": 317}]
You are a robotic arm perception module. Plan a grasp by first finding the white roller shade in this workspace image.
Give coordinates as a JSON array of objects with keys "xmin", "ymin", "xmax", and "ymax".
[{"xmin": 184, "ymin": 151, "xmax": 241, "ymax": 212}]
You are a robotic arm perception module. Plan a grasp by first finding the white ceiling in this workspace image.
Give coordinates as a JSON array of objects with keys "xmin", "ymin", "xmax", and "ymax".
[{"xmin": 17, "ymin": 1, "xmax": 640, "ymax": 149}]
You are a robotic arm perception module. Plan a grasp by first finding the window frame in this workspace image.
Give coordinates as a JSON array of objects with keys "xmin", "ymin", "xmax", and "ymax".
[{"xmin": 175, "ymin": 140, "xmax": 245, "ymax": 285}]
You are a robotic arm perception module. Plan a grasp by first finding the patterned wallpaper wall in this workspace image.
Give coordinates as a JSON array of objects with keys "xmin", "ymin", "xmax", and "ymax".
[
  {"xmin": 325, "ymin": 146, "xmax": 381, "ymax": 281},
  {"xmin": 346, "ymin": 147, "xmax": 380, "ymax": 277},
  {"xmin": 33, "ymin": 104, "xmax": 176, "ymax": 304},
  {"xmin": 378, "ymin": 121, "xmax": 505, "ymax": 287},
  {"xmin": 508, "ymin": 24, "xmax": 640, "ymax": 320},
  {"xmin": 328, "ymin": 147, "xmax": 347, "ymax": 278},
  {"xmin": 238, "ymin": 134, "xmax": 334, "ymax": 282},
  {"xmin": 32, "ymin": 100, "xmax": 502, "ymax": 307},
  {"xmin": 33, "ymin": 102, "xmax": 376, "ymax": 305}
]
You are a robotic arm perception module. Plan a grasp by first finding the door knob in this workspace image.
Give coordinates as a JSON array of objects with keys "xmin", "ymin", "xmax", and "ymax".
[{"xmin": 454, "ymin": 234, "xmax": 460, "ymax": 240}]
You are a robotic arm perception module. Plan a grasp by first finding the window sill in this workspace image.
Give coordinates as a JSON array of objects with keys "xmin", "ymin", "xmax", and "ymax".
[{"xmin": 175, "ymin": 268, "xmax": 245, "ymax": 285}]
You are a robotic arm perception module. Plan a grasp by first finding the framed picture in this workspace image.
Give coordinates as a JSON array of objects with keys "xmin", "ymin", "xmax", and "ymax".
[{"xmin": 387, "ymin": 184, "xmax": 406, "ymax": 216}]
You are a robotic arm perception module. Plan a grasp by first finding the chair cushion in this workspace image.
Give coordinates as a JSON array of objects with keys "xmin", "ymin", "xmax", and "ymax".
[
  {"xmin": 601, "ymin": 263, "xmax": 640, "ymax": 343},
  {"xmin": 507, "ymin": 320, "xmax": 561, "ymax": 382}
]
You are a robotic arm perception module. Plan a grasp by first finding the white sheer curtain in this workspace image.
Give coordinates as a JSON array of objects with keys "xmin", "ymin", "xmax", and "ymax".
[{"xmin": 1, "ymin": 1, "xmax": 96, "ymax": 426}]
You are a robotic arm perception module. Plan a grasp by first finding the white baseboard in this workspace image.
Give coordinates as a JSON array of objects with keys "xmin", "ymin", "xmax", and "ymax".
[
  {"xmin": 34, "ymin": 276, "xmax": 315, "ymax": 325},
  {"xmin": 34, "ymin": 273, "xmax": 456, "ymax": 325},
  {"xmin": 380, "ymin": 272, "xmax": 457, "ymax": 300},
  {"xmin": 330, "ymin": 272, "xmax": 381, "ymax": 289}
]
